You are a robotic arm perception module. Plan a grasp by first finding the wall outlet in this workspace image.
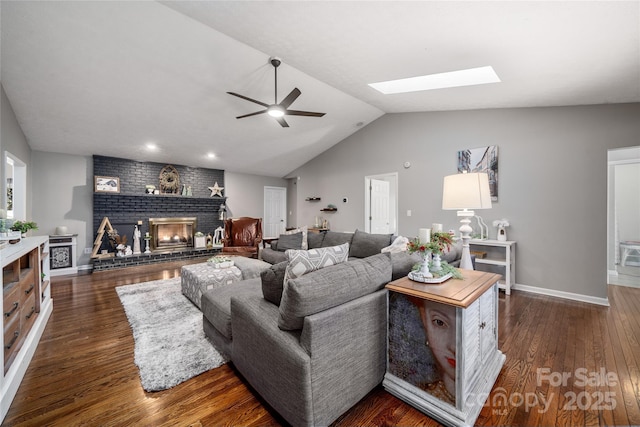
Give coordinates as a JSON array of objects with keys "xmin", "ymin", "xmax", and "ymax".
[
  {"xmin": 407, "ymin": 210, "xmax": 412, "ymax": 217},
  {"xmin": 84, "ymin": 248, "xmax": 92, "ymax": 254}
]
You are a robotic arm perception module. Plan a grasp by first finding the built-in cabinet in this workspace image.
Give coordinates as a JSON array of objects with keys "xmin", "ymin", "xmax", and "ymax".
[
  {"xmin": 1, "ymin": 237, "xmax": 52, "ymax": 422},
  {"xmin": 385, "ymin": 271, "xmax": 505, "ymax": 427}
]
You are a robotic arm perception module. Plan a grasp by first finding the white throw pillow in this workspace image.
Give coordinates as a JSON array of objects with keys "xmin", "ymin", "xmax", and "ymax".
[
  {"xmin": 282, "ymin": 225, "xmax": 308, "ymax": 250},
  {"xmin": 283, "ymin": 242, "xmax": 349, "ymax": 284}
]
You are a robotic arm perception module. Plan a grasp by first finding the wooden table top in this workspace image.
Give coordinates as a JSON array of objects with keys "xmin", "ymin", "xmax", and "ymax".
[{"xmin": 386, "ymin": 270, "xmax": 502, "ymax": 308}]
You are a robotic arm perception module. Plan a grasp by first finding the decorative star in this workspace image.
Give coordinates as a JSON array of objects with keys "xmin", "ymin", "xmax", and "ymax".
[{"xmin": 208, "ymin": 182, "xmax": 224, "ymax": 197}]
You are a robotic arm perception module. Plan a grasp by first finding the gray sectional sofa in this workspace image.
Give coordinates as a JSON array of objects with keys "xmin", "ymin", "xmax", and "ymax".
[{"xmin": 200, "ymin": 230, "xmax": 462, "ymax": 426}]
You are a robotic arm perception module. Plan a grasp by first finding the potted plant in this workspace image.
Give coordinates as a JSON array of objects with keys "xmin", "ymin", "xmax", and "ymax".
[{"xmin": 11, "ymin": 220, "xmax": 38, "ymax": 237}]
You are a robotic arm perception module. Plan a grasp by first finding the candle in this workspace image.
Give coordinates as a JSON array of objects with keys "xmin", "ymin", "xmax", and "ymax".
[
  {"xmin": 145, "ymin": 232, "xmax": 150, "ymax": 238},
  {"xmin": 418, "ymin": 228, "xmax": 431, "ymax": 244},
  {"xmin": 432, "ymin": 223, "xmax": 443, "ymax": 233}
]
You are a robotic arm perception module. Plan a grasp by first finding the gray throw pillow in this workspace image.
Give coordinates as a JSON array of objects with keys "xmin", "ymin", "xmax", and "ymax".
[
  {"xmin": 307, "ymin": 232, "xmax": 325, "ymax": 249},
  {"xmin": 349, "ymin": 229, "xmax": 393, "ymax": 258},
  {"xmin": 441, "ymin": 239, "xmax": 462, "ymax": 263},
  {"xmin": 261, "ymin": 261, "xmax": 288, "ymax": 306},
  {"xmin": 278, "ymin": 253, "xmax": 392, "ymax": 330},
  {"xmin": 277, "ymin": 232, "xmax": 303, "ymax": 251},
  {"xmin": 321, "ymin": 231, "xmax": 353, "ymax": 247}
]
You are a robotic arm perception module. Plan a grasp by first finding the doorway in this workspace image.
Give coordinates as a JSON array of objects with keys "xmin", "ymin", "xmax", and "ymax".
[
  {"xmin": 364, "ymin": 173, "xmax": 398, "ymax": 235},
  {"xmin": 607, "ymin": 147, "xmax": 640, "ymax": 288},
  {"xmin": 263, "ymin": 186, "xmax": 287, "ymax": 238}
]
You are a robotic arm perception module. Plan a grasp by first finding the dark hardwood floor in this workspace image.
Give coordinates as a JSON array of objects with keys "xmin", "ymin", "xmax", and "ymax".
[{"xmin": 3, "ymin": 262, "xmax": 640, "ymax": 426}]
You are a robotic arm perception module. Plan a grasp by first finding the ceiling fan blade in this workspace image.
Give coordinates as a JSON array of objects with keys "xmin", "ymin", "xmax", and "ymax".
[
  {"xmin": 285, "ymin": 110, "xmax": 326, "ymax": 117},
  {"xmin": 227, "ymin": 92, "xmax": 269, "ymax": 108},
  {"xmin": 275, "ymin": 117, "xmax": 290, "ymax": 128},
  {"xmin": 279, "ymin": 88, "xmax": 301, "ymax": 109},
  {"xmin": 236, "ymin": 110, "xmax": 267, "ymax": 119}
]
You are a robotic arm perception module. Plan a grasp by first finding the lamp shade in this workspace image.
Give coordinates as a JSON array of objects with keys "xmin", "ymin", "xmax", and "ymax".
[{"xmin": 442, "ymin": 172, "xmax": 492, "ymax": 210}]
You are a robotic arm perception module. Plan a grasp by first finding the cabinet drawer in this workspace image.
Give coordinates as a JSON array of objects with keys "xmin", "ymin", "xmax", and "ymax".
[
  {"xmin": 20, "ymin": 269, "xmax": 37, "ymax": 301},
  {"xmin": 22, "ymin": 292, "xmax": 37, "ymax": 330},
  {"xmin": 3, "ymin": 283, "xmax": 21, "ymax": 325},
  {"xmin": 4, "ymin": 315, "xmax": 22, "ymax": 372}
]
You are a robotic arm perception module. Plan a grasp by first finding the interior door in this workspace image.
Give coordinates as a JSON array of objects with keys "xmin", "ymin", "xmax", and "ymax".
[
  {"xmin": 264, "ymin": 186, "xmax": 287, "ymax": 238},
  {"xmin": 370, "ymin": 179, "xmax": 390, "ymax": 234}
]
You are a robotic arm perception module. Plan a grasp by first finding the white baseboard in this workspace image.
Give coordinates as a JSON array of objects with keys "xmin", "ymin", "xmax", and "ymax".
[
  {"xmin": 78, "ymin": 264, "xmax": 93, "ymax": 272},
  {"xmin": 608, "ymin": 269, "xmax": 618, "ymax": 277},
  {"xmin": 513, "ymin": 283, "xmax": 609, "ymax": 307}
]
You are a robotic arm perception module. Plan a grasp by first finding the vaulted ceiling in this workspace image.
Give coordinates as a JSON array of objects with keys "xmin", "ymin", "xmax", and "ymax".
[{"xmin": 2, "ymin": 1, "xmax": 639, "ymax": 177}]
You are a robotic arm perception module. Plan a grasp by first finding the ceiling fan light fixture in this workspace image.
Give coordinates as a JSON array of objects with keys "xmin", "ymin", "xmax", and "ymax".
[
  {"xmin": 369, "ymin": 66, "xmax": 501, "ymax": 94},
  {"xmin": 267, "ymin": 105, "xmax": 285, "ymax": 118}
]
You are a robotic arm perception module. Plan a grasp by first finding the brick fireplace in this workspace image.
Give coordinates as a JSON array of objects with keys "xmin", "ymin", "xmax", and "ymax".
[{"xmin": 92, "ymin": 155, "xmax": 226, "ymax": 270}]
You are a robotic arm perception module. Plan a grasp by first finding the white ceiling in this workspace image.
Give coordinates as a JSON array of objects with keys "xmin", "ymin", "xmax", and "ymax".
[{"xmin": 2, "ymin": 1, "xmax": 639, "ymax": 177}]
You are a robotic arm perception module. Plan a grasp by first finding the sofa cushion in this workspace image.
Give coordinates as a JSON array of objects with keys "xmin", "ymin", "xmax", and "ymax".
[
  {"xmin": 321, "ymin": 231, "xmax": 353, "ymax": 248},
  {"xmin": 261, "ymin": 247, "xmax": 288, "ymax": 265},
  {"xmin": 232, "ymin": 256, "xmax": 271, "ymax": 279},
  {"xmin": 261, "ymin": 261, "xmax": 288, "ymax": 306},
  {"xmin": 201, "ymin": 277, "xmax": 262, "ymax": 340},
  {"xmin": 278, "ymin": 253, "xmax": 392, "ymax": 330},
  {"xmin": 387, "ymin": 251, "xmax": 422, "ymax": 280},
  {"xmin": 283, "ymin": 243, "xmax": 349, "ymax": 285},
  {"xmin": 349, "ymin": 229, "xmax": 393, "ymax": 258},
  {"xmin": 307, "ymin": 232, "xmax": 325, "ymax": 249},
  {"xmin": 277, "ymin": 232, "xmax": 304, "ymax": 251}
]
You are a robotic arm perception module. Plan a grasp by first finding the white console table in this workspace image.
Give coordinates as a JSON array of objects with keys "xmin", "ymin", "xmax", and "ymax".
[{"xmin": 469, "ymin": 239, "xmax": 516, "ymax": 295}]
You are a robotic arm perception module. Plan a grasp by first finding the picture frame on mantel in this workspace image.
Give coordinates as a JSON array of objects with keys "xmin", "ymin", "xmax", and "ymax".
[{"xmin": 94, "ymin": 176, "xmax": 120, "ymax": 193}]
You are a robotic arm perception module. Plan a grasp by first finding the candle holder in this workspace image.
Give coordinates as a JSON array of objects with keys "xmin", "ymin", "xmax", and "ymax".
[{"xmin": 144, "ymin": 237, "xmax": 151, "ymax": 254}]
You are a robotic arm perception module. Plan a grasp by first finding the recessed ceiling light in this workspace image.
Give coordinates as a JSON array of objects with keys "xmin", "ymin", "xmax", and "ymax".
[
  {"xmin": 368, "ymin": 66, "xmax": 501, "ymax": 95},
  {"xmin": 145, "ymin": 142, "xmax": 157, "ymax": 150},
  {"xmin": 207, "ymin": 153, "xmax": 216, "ymax": 159}
]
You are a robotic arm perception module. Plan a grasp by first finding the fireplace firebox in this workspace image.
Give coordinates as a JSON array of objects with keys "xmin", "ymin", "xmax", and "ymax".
[{"xmin": 149, "ymin": 217, "xmax": 197, "ymax": 251}]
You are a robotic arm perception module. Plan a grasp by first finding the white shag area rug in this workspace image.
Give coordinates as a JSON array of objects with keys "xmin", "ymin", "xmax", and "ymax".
[{"xmin": 116, "ymin": 277, "xmax": 228, "ymax": 392}]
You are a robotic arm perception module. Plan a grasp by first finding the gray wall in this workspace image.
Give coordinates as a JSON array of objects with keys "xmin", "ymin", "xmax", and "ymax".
[
  {"xmin": 1, "ymin": 85, "xmax": 33, "ymax": 219},
  {"xmin": 224, "ymin": 171, "xmax": 287, "ymax": 219},
  {"xmin": 287, "ymin": 103, "xmax": 640, "ymax": 300},
  {"xmin": 31, "ymin": 152, "xmax": 94, "ymax": 265}
]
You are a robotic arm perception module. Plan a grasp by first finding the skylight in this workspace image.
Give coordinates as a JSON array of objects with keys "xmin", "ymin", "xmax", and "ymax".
[{"xmin": 368, "ymin": 66, "xmax": 501, "ymax": 94}]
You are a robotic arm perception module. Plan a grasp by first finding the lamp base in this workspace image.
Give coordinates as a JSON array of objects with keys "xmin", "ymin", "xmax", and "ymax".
[{"xmin": 458, "ymin": 211, "xmax": 474, "ymax": 270}]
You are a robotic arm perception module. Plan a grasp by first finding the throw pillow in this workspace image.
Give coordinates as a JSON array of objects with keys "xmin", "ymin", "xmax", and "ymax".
[
  {"xmin": 441, "ymin": 238, "xmax": 462, "ymax": 263},
  {"xmin": 283, "ymin": 242, "xmax": 349, "ymax": 284},
  {"xmin": 278, "ymin": 253, "xmax": 392, "ymax": 331},
  {"xmin": 349, "ymin": 229, "xmax": 393, "ymax": 258},
  {"xmin": 261, "ymin": 261, "xmax": 288, "ymax": 306},
  {"xmin": 281, "ymin": 226, "xmax": 308, "ymax": 250},
  {"xmin": 307, "ymin": 232, "xmax": 325, "ymax": 249},
  {"xmin": 277, "ymin": 232, "xmax": 303, "ymax": 251}
]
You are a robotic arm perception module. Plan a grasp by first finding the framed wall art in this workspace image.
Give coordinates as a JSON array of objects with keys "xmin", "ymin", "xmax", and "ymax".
[
  {"xmin": 457, "ymin": 145, "xmax": 498, "ymax": 201},
  {"xmin": 94, "ymin": 176, "xmax": 120, "ymax": 193}
]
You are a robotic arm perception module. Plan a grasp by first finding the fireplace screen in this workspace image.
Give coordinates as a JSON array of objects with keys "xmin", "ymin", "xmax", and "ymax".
[{"xmin": 149, "ymin": 217, "xmax": 197, "ymax": 251}]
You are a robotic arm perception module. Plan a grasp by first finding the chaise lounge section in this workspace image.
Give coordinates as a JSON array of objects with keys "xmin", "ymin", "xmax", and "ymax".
[{"xmin": 199, "ymin": 230, "xmax": 463, "ymax": 426}]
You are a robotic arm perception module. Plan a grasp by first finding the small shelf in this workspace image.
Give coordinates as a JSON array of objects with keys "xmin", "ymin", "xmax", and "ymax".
[{"xmin": 306, "ymin": 197, "xmax": 321, "ymax": 201}]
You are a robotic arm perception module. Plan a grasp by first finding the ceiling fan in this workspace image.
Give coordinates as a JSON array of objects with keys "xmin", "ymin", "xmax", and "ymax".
[{"xmin": 227, "ymin": 57, "xmax": 326, "ymax": 128}]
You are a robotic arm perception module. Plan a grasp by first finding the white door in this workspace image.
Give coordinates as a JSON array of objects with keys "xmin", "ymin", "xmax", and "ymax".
[
  {"xmin": 370, "ymin": 179, "xmax": 390, "ymax": 234},
  {"xmin": 264, "ymin": 186, "xmax": 287, "ymax": 238}
]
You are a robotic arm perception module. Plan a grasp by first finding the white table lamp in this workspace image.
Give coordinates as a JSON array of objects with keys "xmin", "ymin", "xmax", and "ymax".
[{"xmin": 442, "ymin": 172, "xmax": 492, "ymax": 269}]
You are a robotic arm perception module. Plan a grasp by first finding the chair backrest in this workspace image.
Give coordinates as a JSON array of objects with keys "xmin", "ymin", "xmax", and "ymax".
[{"xmin": 224, "ymin": 217, "xmax": 263, "ymax": 247}]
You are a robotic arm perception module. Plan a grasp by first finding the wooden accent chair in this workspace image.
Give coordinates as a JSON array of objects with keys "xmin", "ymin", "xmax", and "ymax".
[{"xmin": 222, "ymin": 217, "xmax": 263, "ymax": 258}]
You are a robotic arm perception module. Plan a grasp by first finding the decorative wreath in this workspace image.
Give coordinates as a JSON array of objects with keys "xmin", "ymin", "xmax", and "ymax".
[{"xmin": 159, "ymin": 165, "xmax": 180, "ymax": 194}]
